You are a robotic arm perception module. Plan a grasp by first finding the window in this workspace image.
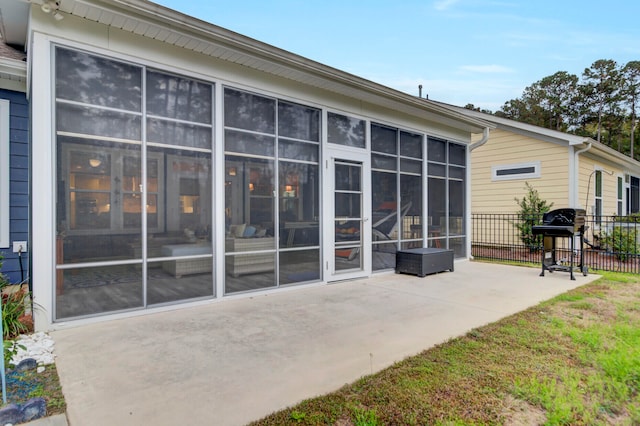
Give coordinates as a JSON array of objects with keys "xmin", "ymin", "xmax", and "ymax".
[
  {"xmin": 491, "ymin": 161, "xmax": 540, "ymax": 181},
  {"xmin": 0, "ymin": 99, "xmax": 8, "ymax": 248},
  {"xmin": 327, "ymin": 112, "xmax": 365, "ymax": 148},
  {"xmin": 370, "ymin": 123, "xmax": 424, "ymax": 271},
  {"xmin": 594, "ymin": 170, "xmax": 602, "ymax": 225},
  {"xmin": 54, "ymin": 47, "xmax": 214, "ymax": 319},
  {"xmin": 618, "ymin": 176, "xmax": 624, "ymax": 216},
  {"xmin": 223, "ymin": 88, "xmax": 320, "ymax": 293},
  {"xmin": 428, "ymin": 137, "xmax": 467, "ymax": 258}
]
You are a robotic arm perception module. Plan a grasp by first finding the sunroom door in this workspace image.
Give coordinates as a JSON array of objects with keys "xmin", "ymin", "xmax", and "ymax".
[{"xmin": 325, "ymin": 148, "xmax": 371, "ymax": 281}]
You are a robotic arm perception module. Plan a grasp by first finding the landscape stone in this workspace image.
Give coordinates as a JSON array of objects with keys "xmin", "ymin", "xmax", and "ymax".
[
  {"xmin": 13, "ymin": 358, "xmax": 37, "ymax": 373},
  {"xmin": 21, "ymin": 397, "xmax": 47, "ymax": 421},
  {"xmin": 0, "ymin": 403, "xmax": 22, "ymax": 425}
]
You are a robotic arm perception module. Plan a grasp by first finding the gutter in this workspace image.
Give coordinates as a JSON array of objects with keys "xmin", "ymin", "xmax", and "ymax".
[
  {"xmin": 575, "ymin": 141, "xmax": 592, "ymax": 157},
  {"xmin": 469, "ymin": 127, "xmax": 490, "ymax": 151}
]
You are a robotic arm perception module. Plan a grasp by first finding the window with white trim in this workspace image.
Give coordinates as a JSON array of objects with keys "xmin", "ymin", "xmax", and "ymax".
[
  {"xmin": 0, "ymin": 99, "xmax": 9, "ymax": 248},
  {"xmin": 617, "ymin": 176, "xmax": 623, "ymax": 216},
  {"xmin": 491, "ymin": 161, "xmax": 540, "ymax": 181},
  {"xmin": 594, "ymin": 170, "xmax": 602, "ymax": 225}
]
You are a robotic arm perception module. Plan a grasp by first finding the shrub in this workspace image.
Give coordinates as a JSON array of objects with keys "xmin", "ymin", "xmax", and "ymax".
[
  {"xmin": 0, "ymin": 254, "xmax": 32, "ymax": 339},
  {"xmin": 514, "ymin": 182, "xmax": 554, "ymax": 250},
  {"xmin": 601, "ymin": 225, "xmax": 640, "ymax": 261}
]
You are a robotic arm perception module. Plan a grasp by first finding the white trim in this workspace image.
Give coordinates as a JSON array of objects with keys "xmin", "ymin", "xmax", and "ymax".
[
  {"xmin": 0, "ymin": 99, "xmax": 9, "ymax": 248},
  {"xmin": 491, "ymin": 161, "xmax": 540, "ymax": 181}
]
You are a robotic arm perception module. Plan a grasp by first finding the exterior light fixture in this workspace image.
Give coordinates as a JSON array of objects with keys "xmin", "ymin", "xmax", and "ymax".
[{"xmin": 41, "ymin": 1, "xmax": 64, "ymax": 20}]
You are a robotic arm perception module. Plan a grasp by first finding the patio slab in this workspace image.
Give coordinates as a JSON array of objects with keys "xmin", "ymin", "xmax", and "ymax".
[{"xmin": 50, "ymin": 261, "xmax": 598, "ymax": 426}]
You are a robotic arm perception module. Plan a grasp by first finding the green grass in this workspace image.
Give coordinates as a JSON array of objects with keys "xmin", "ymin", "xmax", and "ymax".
[{"xmin": 251, "ymin": 271, "xmax": 640, "ymax": 425}]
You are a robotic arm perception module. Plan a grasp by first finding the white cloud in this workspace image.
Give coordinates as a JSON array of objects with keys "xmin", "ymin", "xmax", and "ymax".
[{"xmin": 458, "ymin": 64, "xmax": 515, "ymax": 73}]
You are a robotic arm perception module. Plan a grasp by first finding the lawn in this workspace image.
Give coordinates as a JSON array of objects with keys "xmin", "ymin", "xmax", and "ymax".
[{"xmin": 250, "ymin": 270, "xmax": 640, "ymax": 425}]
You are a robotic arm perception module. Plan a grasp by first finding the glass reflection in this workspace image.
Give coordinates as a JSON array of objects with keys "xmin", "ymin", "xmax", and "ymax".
[{"xmin": 327, "ymin": 112, "xmax": 365, "ymax": 148}]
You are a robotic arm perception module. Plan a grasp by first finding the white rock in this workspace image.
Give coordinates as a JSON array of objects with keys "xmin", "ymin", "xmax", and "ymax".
[{"xmin": 9, "ymin": 332, "xmax": 56, "ymax": 366}]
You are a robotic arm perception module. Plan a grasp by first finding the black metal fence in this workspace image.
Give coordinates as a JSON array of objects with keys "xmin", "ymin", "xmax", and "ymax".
[{"xmin": 471, "ymin": 213, "xmax": 640, "ymax": 274}]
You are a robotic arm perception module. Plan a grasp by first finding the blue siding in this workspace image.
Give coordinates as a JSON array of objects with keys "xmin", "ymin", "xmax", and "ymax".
[{"xmin": 0, "ymin": 89, "xmax": 29, "ymax": 285}]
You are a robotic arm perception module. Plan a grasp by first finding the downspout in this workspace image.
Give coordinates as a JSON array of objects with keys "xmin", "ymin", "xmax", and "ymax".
[
  {"xmin": 573, "ymin": 142, "xmax": 592, "ymax": 209},
  {"xmin": 467, "ymin": 126, "xmax": 490, "ymax": 260},
  {"xmin": 469, "ymin": 127, "xmax": 490, "ymax": 151}
]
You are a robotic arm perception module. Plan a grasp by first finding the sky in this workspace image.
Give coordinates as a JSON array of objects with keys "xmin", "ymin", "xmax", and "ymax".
[{"xmin": 153, "ymin": 0, "xmax": 640, "ymax": 112}]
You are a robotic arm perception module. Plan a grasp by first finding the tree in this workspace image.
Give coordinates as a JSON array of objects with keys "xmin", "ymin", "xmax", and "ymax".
[
  {"xmin": 581, "ymin": 59, "xmax": 621, "ymax": 143},
  {"xmin": 621, "ymin": 61, "xmax": 640, "ymax": 158},
  {"xmin": 537, "ymin": 71, "xmax": 579, "ymax": 131},
  {"xmin": 497, "ymin": 72, "xmax": 578, "ymax": 131}
]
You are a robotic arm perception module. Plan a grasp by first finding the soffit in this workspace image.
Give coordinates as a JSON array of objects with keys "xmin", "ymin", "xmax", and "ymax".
[{"xmin": 5, "ymin": 0, "xmax": 490, "ymax": 134}]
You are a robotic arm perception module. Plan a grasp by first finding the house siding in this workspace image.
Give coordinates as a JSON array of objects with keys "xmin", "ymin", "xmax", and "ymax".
[
  {"xmin": 471, "ymin": 128, "xmax": 570, "ymax": 213},
  {"xmin": 578, "ymin": 154, "xmax": 622, "ymax": 217},
  {"xmin": 0, "ymin": 89, "xmax": 29, "ymax": 284}
]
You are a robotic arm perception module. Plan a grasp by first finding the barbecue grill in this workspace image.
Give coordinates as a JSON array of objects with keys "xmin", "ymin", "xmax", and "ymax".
[{"xmin": 531, "ymin": 208, "xmax": 588, "ymax": 280}]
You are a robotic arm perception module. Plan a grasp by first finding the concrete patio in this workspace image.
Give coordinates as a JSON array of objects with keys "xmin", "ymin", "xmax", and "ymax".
[{"xmin": 50, "ymin": 261, "xmax": 598, "ymax": 426}]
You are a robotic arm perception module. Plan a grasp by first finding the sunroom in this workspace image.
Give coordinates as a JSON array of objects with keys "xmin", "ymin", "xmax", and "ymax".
[{"xmin": 15, "ymin": 0, "xmax": 491, "ymax": 328}]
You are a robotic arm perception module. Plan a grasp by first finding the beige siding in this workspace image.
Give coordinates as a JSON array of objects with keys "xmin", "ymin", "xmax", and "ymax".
[
  {"xmin": 577, "ymin": 155, "xmax": 624, "ymax": 217},
  {"xmin": 471, "ymin": 128, "xmax": 570, "ymax": 214}
]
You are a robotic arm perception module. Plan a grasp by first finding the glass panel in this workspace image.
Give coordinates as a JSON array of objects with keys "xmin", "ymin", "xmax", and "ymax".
[
  {"xmin": 146, "ymin": 70, "xmax": 212, "ymax": 124},
  {"xmin": 147, "ymin": 257, "xmax": 213, "ymax": 305},
  {"xmin": 401, "ymin": 158, "xmax": 422, "ymax": 174},
  {"xmin": 57, "ymin": 141, "xmax": 142, "ymax": 264},
  {"xmin": 450, "ymin": 237, "xmax": 466, "ymax": 258},
  {"xmin": 372, "ymin": 172, "xmax": 398, "ymax": 208},
  {"xmin": 428, "ymin": 238, "xmax": 445, "ymax": 249},
  {"xmin": 224, "ymin": 88, "xmax": 275, "ymax": 134},
  {"xmin": 595, "ymin": 171, "xmax": 602, "ymax": 196},
  {"xmin": 225, "ymin": 252, "xmax": 276, "ymax": 293},
  {"xmin": 335, "ymin": 193, "xmax": 361, "ymax": 219},
  {"xmin": 225, "ymin": 156, "xmax": 275, "ymax": 242},
  {"xmin": 278, "ymin": 139, "xmax": 319, "ymax": 162},
  {"xmin": 335, "ymin": 163, "xmax": 361, "ymax": 191},
  {"xmin": 618, "ymin": 177, "xmax": 623, "ymax": 199},
  {"xmin": 449, "ymin": 165, "xmax": 465, "ymax": 180},
  {"xmin": 371, "ymin": 123, "xmax": 397, "ymax": 154},
  {"xmin": 372, "ymin": 242, "xmax": 396, "ymax": 271},
  {"xmin": 57, "ymin": 104, "xmax": 141, "ymax": 141},
  {"xmin": 428, "ymin": 177, "xmax": 446, "ymax": 241},
  {"xmin": 279, "ymin": 249, "xmax": 320, "ymax": 285},
  {"xmin": 335, "ymin": 246, "xmax": 361, "ymax": 271},
  {"xmin": 449, "ymin": 143, "xmax": 466, "ymax": 166},
  {"xmin": 428, "ymin": 163, "xmax": 446, "ymax": 177},
  {"xmin": 55, "ymin": 265, "xmax": 143, "ymax": 319},
  {"xmin": 371, "ymin": 154, "xmax": 396, "ymax": 171},
  {"xmin": 225, "ymin": 130, "xmax": 275, "ymax": 157},
  {"xmin": 279, "ymin": 162, "xmax": 319, "ymax": 248},
  {"xmin": 278, "ymin": 101, "xmax": 320, "ymax": 142},
  {"xmin": 449, "ymin": 180, "xmax": 465, "ymax": 235},
  {"xmin": 428, "ymin": 137, "xmax": 446, "ymax": 162},
  {"xmin": 401, "ymin": 240, "xmax": 423, "ymax": 249},
  {"xmin": 401, "ymin": 174, "xmax": 422, "ymax": 241},
  {"xmin": 372, "ymin": 172, "xmax": 398, "ymax": 240},
  {"xmin": 121, "ymin": 154, "xmax": 142, "ymax": 229},
  {"xmin": 400, "ymin": 131, "xmax": 423, "ymax": 159},
  {"xmin": 148, "ymin": 148, "xmax": 212, "ymax": 257},
  {"xmin": 55, "ymin": 47, "xmax": 142, "ymax": 111},
  {"xmin": 327, "ymin": 112, "xmax": 365, "ymax": 148},
  {"xmin": 147, "ymin": 119, "xmax": 211, "ymax": 149}
]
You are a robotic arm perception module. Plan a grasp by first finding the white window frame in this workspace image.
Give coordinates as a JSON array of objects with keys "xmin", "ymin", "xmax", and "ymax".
[
  {"xmin": 594, "ymin": 169, "xmax": 603, "ymax": 224},
  {"xmin": 491, "ymin": 161, "xmax": 540, "ymax": 181},
  {"xmin": 0, "ymin": 99, "xmax": 9, "ymax": 248}
]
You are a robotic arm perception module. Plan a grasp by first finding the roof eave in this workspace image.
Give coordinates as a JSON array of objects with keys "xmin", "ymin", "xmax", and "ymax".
[{"xmin": 65, "ymin": 0, "xmax": 493, "ymax": 133}]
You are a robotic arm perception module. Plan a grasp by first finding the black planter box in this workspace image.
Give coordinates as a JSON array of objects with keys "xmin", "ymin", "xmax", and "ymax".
[{"xmin": 395, "ymin": 248, "xmax": 454, "ymax": 277}]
